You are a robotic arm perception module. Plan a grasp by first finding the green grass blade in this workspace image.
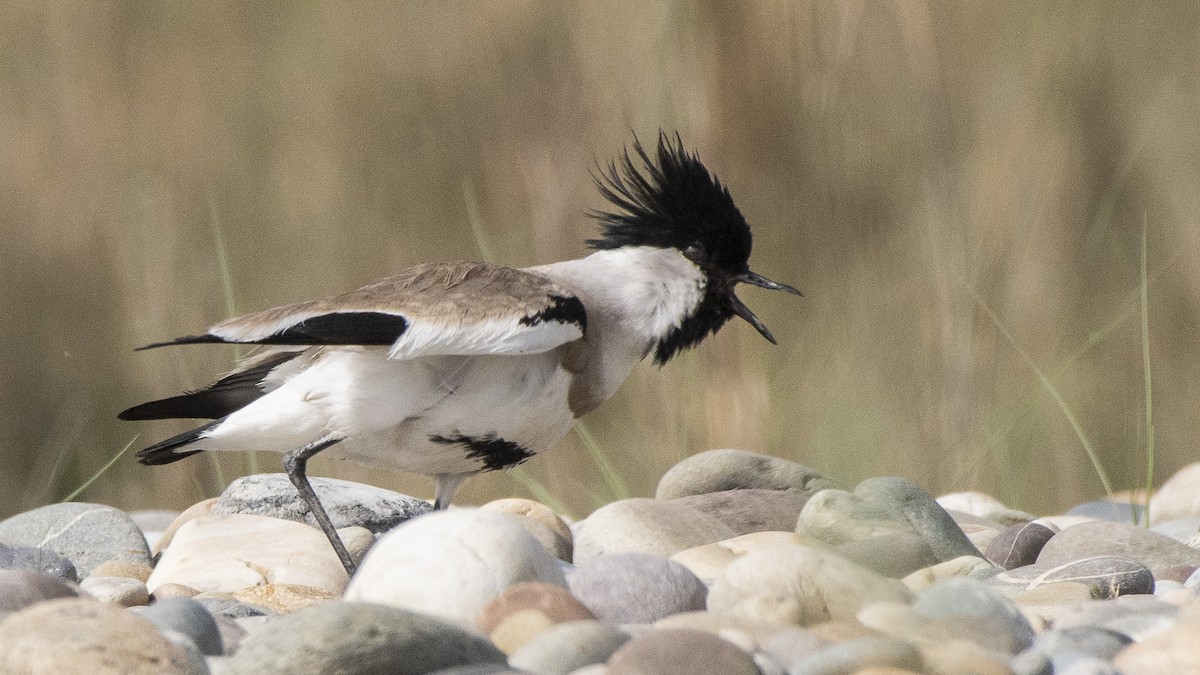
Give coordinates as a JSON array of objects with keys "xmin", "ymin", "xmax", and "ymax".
[
  {"xmin": 966, "ymin": 285, "xmax": 1114, "ymax": 497},
  {"xmin": 576, "ymin": 421, "xmax": 630, "ymax": 502},
  {"xmin": 507, "ymin": 467, "xmax": 575, "ymax": 517},
  {"xmin": 1140, "ymin": 217, "xmax": 1154, "ymax": 524},
  {"xmin": 61, "ymin": 436, "xmax": 139, "ymax": 503}
]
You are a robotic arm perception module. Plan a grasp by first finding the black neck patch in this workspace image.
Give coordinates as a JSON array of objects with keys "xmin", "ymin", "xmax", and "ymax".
[{"xmin": 649, "ymin": 282, "xmax": 735, "ymax": 365}]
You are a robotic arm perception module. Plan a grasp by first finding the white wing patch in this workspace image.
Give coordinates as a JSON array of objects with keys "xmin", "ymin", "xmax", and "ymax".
[{"xmin": 389, "ymin": 318, "xmax": 583, "ymax": 360}]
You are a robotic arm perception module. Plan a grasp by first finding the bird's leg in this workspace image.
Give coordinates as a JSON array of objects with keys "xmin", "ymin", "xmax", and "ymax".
[
  {"xmin": 433, "ymin": 472, "xmax": 473, "ymax": 510},
  {"xmin": 283, "ymin": 436, "xmax": 357, "ymax": 576}
]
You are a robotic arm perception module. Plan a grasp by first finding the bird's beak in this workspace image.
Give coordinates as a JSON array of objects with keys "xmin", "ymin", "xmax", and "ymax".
[{"xmin": 730, "ymin": 271, "xmax": 802, "ymax": 344}]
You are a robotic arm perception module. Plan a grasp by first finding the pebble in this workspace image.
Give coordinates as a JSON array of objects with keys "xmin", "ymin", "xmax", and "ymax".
[
  {"xmin": 567, "ymin": 552, "xmax": 707, "ymax": 625},
  {"xmin": 476, "ymin": 582, "xmax": 594, "ymax": 653},
  {"xmin": 147, "ymin": 513, "xmax": 349, "ymax": 596},
  {"xmin": 669, "ymin": 488, "xmax": 811, "ymax": 535},
  {"xmin": 480, "ymin": 498, "xmax": 574, "ymax": 562},
  {"xmin": 938, "ymin": 491, "xmax": 1037, "ymax": 525},
  {"xmin": 0, "ymin": 598, "xmax": 205, "ymax": 674},
  {"xmin": 1112, "ymin": 621, "xmax": 1200, "ymax": 673},
  {"xmin": 91, "ymin": 559, "xmax": 154, "ymax": 582},
  {"xmin": 214, "ymin": 473, "xmax": 431, "ymax": 533},
  {"xmin": 832, "ymin": 532, "xmax": 943, "ymax": 578},
  {"xmin": 1038, "ymin": 520, "xmax": 1200, "ymax": 570},
  {"xmin": 0, "ymin": 543, "xmax": 79, "ymax": 581},
  {"xmin": 1065, "ymin": 499, "xmax": 1145, "ymax": 524},
  {"xmin": 0, "ymin": 502, "xmax": 151, "ymax": 578},
  {"xmin": 986, "ymin": 522, "xmax": 1056, "ymax": 569},
  {"xmin": 223, "ymin": 601, "xmax": 507, "ymax": 674},
  {"xmin": 344, "ymin": 508, "xmax": 566, "ymax": 623},
  {"xmin": 781, "ymin": 635, "xmax": 924, "ymax": 674},
  {"xmin": 1148, "ymin": 461, "xmax": 1200, "ymax": 524},
  {"xmin": 153, "ymin": 498, "xmax": 218, "ymax": 555},
  {"xmin": 655, "ymin": 448, "xmax": 835, "ymax": 499},
  {"xmin": 233, "ymin": 583, "xmax": 339, "ymax": 613},
  {"xmin": 669, "ymin": 531, "xmax": 817, "ymax": 583},
  {"xmin": 0, "ymin": 568, "xmax": 80, "ymax": 617},
  {"xmin": 902, "ymin": 555, "xmax": 998, "ymax": 592},
  {"xmin": 508, "ymin": 620, "xmax": 630, "ymax": 674},
  {"xmin": 571, "ymin": 497, "xmax": 736, "ymax": 562},
  {"xmin": 606, "ymin": 628, "xmax": 760, "ymax": 675},
  {"xmin": 135, "ymin": 597, "xmax": 225, "ymax": 656},
  {"xmin": 80, "ymin": 575, "xmax": 150, "ymax": 607},
  {"xmin": 995, "ymin": 556, "xmax": 1155, "ymax": 598},
  {"xmin": 707, "ymin": 544, "xmax": 913, "ymax": 625}
]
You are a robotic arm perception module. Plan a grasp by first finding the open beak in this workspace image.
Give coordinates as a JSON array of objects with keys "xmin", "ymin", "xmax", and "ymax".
[{"xmin": 730, "ymin": 271, "xmax": 802, "ymax": 344}]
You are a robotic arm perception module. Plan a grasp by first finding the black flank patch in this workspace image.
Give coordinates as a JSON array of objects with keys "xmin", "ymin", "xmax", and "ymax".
[
  {"xmin": 519, "ymin": 295, "xmax": 587, "ymax": 332},
  {"xmin": 429, "ymin": 433, "xmax": 534, "ymax": 472}
]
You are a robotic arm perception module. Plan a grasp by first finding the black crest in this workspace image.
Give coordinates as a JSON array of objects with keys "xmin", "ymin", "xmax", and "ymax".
[{"xmin": 588, "ymin": 132, "xmax": 753, "ymax": 275}]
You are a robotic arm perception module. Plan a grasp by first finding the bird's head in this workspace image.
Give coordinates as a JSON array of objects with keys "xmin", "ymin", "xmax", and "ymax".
[{"xmin": 588, "ymin": 132, "xmax": 801, "ymax": 364}]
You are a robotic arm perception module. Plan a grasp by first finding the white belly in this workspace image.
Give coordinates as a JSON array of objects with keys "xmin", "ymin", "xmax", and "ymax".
[{"xmin": 202, "ymin": 348, "xmax": 578, "ymax": 478}]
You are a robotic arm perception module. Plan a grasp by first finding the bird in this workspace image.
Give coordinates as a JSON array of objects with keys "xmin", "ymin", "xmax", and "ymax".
[{"xmin": 119, "ymin": 132, "xmax": 801, "ymax": 575}]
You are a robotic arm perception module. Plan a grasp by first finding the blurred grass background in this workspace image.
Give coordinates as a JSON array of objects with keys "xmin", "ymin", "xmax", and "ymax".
[{"xmin": 2, "ymin": 2, "xmax": 1198, "ymax": 519}]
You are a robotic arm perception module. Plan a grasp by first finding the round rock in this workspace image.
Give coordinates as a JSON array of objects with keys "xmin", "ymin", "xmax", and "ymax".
[
  {"xmin": 655, "ymin": 449, "xmax": 834, "ymax": 500},
  {"xmin": 1038, "ymin": 521, "xmax": 1200, "ymax": 570},
  {"xmin": 572, "ymin": 498, "xmax": 736, "ymax": 563},
  {"xmin": 0, "ymin": 543, "xmax": 78, "ymax": 581},
  {"xmin": 344, "ymin": 508, "xmax": 566, "ymax": 623},
  {"xmin": 1148, "ymin": 462, "xmax": 1200, "ymax": 525},
  {"xmin": 607, "ymin": 628, "xmax": 758, "ymax": 675},
  {"xmin": 0, "ymin": 597, "xmax": 204, "ymax": 674},
  {"xmin": 0, "ymin": 568, "xmax": 80, "ymax": 617},
  {"xmin": 707, "ymin": 544, "xmax": 913, "ymax": 626},
  {"xmin": 509, "ymin": 620, "xmax": 629, "ymax": 675},
  {"xmin": 80, "ymin": 575, "xmax": 150, "ymax": 607},
  {"xmin": 480, "ymin": 498, "xmax": 573, "ymax": 562},
  {"xmin": 853, "ymin": 477, "xmax": 983, "ymax": 561},
  {"xmin": 214, "ymin": 473, "xmax": 431, "ymax": 534},
  {"xmin": 477, "ymin": 582, "xmax": 594, "ymax": 653},
  {"xmin": 782, "ymin": 635, "xmax": 923, "ymax": 674},
  {"xmin": 669, "ymin": 489, "xmax": 811, "ymax": 536},
  {"xmin": 986, "ymin": 522, "xmax": 1056, "ymax": 570},
  {"xmin": 136, "ymin": 597, "xmax": 224, "ymax": 656},
  {"xmin": 0, "ymin": 502, "xmax": 151, "ymax": 578},
  {"xmin": 567, "ymin": 552, "xmax": 707, "ymax": 624},
  {"xmin": 147, "ymin": 513, "xmax": 348, "ymax": 596},
  {"xmin": 996, "ymin": 556, "xmax": 1154, "ymax": 598},
  {"xmin": 1113, "ymin": 621, "xmax": 1200, "ymax": 673},
  {"xmin": 225, "ymin": 601, "xmax": 507, "ymax": 674}
]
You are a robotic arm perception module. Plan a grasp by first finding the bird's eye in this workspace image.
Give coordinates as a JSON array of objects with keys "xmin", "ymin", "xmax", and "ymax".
[{"xmin": 683, "ymin": 244, "xmax": 706, "ymax": 263}]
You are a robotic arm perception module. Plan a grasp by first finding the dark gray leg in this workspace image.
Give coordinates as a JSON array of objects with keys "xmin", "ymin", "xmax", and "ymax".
[{"xmin": 283, "ymin": 436, "xmax": 357, "ymax": 575}]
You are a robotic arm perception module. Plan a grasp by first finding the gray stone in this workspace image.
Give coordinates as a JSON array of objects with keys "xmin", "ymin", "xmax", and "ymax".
[
  {"xmin": 854, "ymin": 477, "xmax": 983, "ymax": 560},
  {"xmin": 508, "ymin": 620, "xmax": 630, "ymax": 674},
  {"xmin": 1150, "ymin": 518, "xmax": 1200, "ymax": 544},
  {"xmin": 797, "ymin": 488, "xmax": 915, "ymax": 545},
  {"xmin": 224, "ymin": 602, "xmax": 507, "ymax": 675},
  {"xmin": 1055, "ymin": 595, "xmax": 1178, "ymax": 641},
  {"xmin": 655, "ymin": 449, "xmax": 834, "ymax": 500},
  {"xmin": 1039, "ymin": 521, "xmax": 1200, "ymax": 570},
  {"xmin": 1066, "ymin": 500, "xmax": 1145, "ymax": 524},
  {"xmin": 567, "ymin": 552, "xmax": 707, "ymax": 624},
  {"xmin": 214, "ymin": 473, "xmax": 431, "ymax": 534},
  {"xmin": 669, "ymin": 489, "xmax": 810, "ymax": 535},
  {"xmin": 1148, "ymin": 462, "xmax": 1200, "ymax": 525},
  {"xmin": 783, "ymin": 636, "xmax": 923, "ymax": 674},
  {"xmin": 193, "ymin": 596, "xmax": 272, "ymax": 619},
  {"xmin": 997, "ymin": 556, "xmax": 1154, "ymax": 598},
  {"xmin": 986, "ymin": 522, "xmax": 1056, "ymax": 570},
  {"xmin": 607, "ymin": 628, "xmax": 759, "ymax": 675},
  {"xmin": 0, "ymin": 597, "xmax": 205, "ymax": 674},
  {"xmin": 0, "ymin": 502, "xmax": 151, "ymax": 578},
  {"xmin": 1019, "ymin": 626, "xmax": 1133, "ymax": 673},
  {"xmin": 861, "ymin": 579, "xmax": 1036, "ymax": 656},
  {"xmin": 345, "ymin": 509, "xmax": 566, "ymax": 623},
  {"xmin": 0, "ymin": 569, "xmax": 80, "ymax": 617},
  {"xmin": 832, "ymin": 532, "xmax": 942, "ymax": 578},
  {"xmin": 707, "ymin": 544, "xmax": 913, "ymax": 626},
  {"xmin": 137, "ymin": 598, "xmax": 224, "ymax": 656},
  {"xmin": 0, "ymin": 543, "xmax": 78, "ymax": 581},
  {"xmin": 572, "ymin": 498, "xmax": 736, "ymax": 562}
]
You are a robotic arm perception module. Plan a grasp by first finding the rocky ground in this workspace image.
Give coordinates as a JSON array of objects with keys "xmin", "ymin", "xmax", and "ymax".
[{"xmin": 0, "ymin": 449, "xmax": 1199, "ymax": 674}]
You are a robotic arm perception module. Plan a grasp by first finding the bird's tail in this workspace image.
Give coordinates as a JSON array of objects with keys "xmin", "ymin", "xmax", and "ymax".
[{"xmin": 135, "ymin": 420, "xmax": 221, "ymax": 465}]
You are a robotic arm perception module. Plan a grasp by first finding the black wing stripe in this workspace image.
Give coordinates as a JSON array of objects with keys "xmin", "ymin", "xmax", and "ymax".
[{"xmin": 136, "ymin": 311, "xmax": 410, "ymax": 349}]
